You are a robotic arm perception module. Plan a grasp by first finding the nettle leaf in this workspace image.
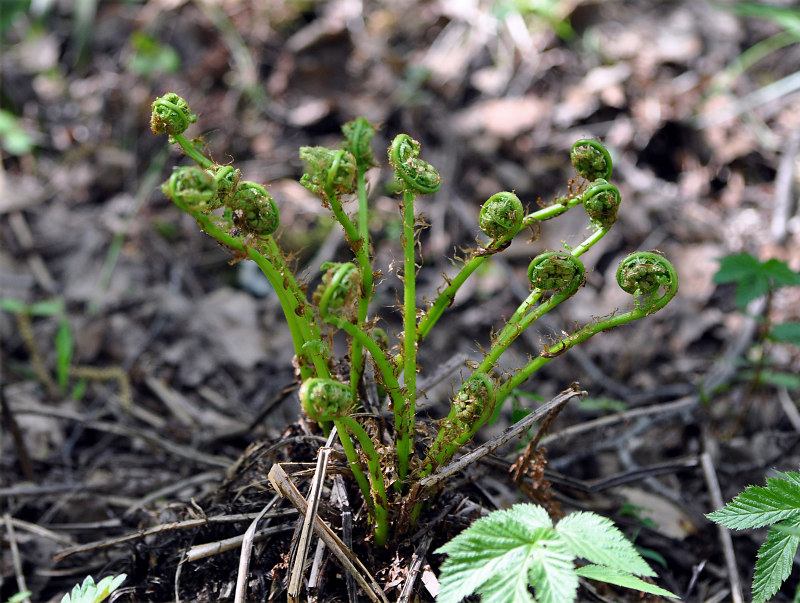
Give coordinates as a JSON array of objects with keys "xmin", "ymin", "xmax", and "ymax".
[
  {"xmin": 60, "ymin": 574, "xmax": 126, "ymax": 603},
  {"xmin": 752, "ymin": 523, "xmax": 800, "ymax": 603},
  {"xmin": 760, "ymin": 258, "xmax": 800, "ymax": 288},
  {"xmin": 707, "ymin": 472, "xmax": 800, "ymax": 529},
  {"xmin": 555, "ymin": 511, "xmax": 654, "ymax": 577},
  {"xmin": 713, "ymin": 253, "xmax": 763, "ymax": 284},
  {"xmin": 435, "ymin": 505, "xmax": 554, "ymax": 603},
  {"xmin": 436, "ymin": 504, "xmax": 672, "ymax": 603},
  {"xmin": 770, "ymin": 321, "xmax": 800, "ymax": 346},
  {"xmin": 713, "ymin": 253, "xmax": 800, "ymax": 309},
  {"xmin": 575, "ymin": 565, "xmax": 677, "ymax": 598}
]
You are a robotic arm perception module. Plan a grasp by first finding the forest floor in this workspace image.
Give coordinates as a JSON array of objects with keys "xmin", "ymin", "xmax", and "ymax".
[{"xmin": 3, "ymin": 1, "xmax": 800, "ymax": 601}]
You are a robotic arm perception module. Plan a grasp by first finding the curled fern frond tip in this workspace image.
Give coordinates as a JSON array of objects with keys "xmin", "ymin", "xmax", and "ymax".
[
  {"xmin": 454, "ymin": 373, "xmax": 496, "ymax": 424},
  {"xmin": 299, "ymin": 377, "xmax": 353, "ymax": 422},
  {"xmin": 571, "ymin": 139, "xmax": 613, "ymax": 181},
  {"xmin": 480, "ymin": 192, "xmax": 523, "ymax": 241},
  {"xmin": 389, "ymin": 134, "xmax": 441, "ymax": 195},
  {"xmin": 162, "ymin": 166, "xmax": 219, "ymax": 212},
  {"xmin": 342, "ymin": 117, "xmax": 377, "ymax": 168},
  {"xmin": 150, "ymin": 92, "xmax": 197, "ymax": 137},
  {"xmin": 229, "ymin": 181, "xmax": 280, "ymax": 236},
  {"xmin": 300, "ymin": 146, "xmax": 358, "ymax": 199},
  {"xmin": 582, "ymin": 181, "xmax": 621, "ymax": 228},
  {"xmin": 527, "ymin": 252, "xmax": 585, "ymax": 292},
  {"xmin": 616, "ymin": 251, "xmax": 678, "ymax": 313},
  {"xmin": 315, "ymin": 262, "xmax": 361, "ymax": 315}
]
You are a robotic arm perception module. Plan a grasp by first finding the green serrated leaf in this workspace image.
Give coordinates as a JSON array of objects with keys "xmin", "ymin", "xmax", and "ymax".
[
  {"xmin": 707, "ymin": 477, "xmax": 800, "ymax": 529},
  {"xmin": 575, "ymin": 565, "xmax": 678, "ymax": 598},
  {"xmin": 524, "ymin": 541, "xmax": 579, "ymax": 603},
  {"xmin": 435, "ymin": 507, "xmax": 554, "ymax": 603},
  {"xmin": 752, "ymin": 525, "xmax": 800, "ymax": 603},
  {"xmin": 713, "ymin": 253, "xmax": 762, "ymax": 284},
  {"xmin": 770, "ymin": 321, "xmax": 800, "ymax": 346},
  {"xmin": 556, "ymin": 511, "xmax": 655, "ymax": 577},
  {"xmin": 93, "ymin": 574, "xmax": 127, "ymax": 602},
  {"xmin": 760, "ymin": 258, "xmax": 800, "ymax": 287},
  {"xmin": 60, "ymin": 574, "xmax": 126, "ymax": 603}
]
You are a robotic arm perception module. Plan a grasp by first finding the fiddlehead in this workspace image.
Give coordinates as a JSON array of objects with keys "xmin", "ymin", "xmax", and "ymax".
[
  {"xmin": 209, "ymin": 165, "xmax": 241, "ymax": 206},
  {"xmin": 453, "ymin": 372, "xmax": 496, "ymax": 426},
  {"xmin": 300, "ymin": 146, "xmax": 358, "ymax": 201},
  {"xmin": 581, "ymin": 180, "xmax": 621, "ymax": 229},
  {"xmin": 388, "ymin": 134, "xmax": 441, "ymax": 195},
  {"xmin": 315, "ymin": 262, "xmax": 361, "ymax": 317},
  {"xmin": 527, "ymin": 251, "xmax": 585, "ymax": 293},
  {"xmin": 616, "ymin": 251, "xmax": 679, "ymax": 314},
  {"xmin": 150, "ymin": 93, "xmax": 197, "ymax": 137},
  {"xmin": 570, "ymin": 138, "xmax": 613, "ymax": 181},
  {"xmin": 299, "ymin": 377, "xmax": 354, "ymax": 422},
  {"xmin": 299, "ymin": 377, "xmax": 390, "ymax": 546},
  {"xmin": 342, "ymin": 117, "xmax": 377, "ymax": 169},
  {"xmin": 423, "ymin": 373, "xmax": 497, "ymax": 476},
  {"xmin": 228, "ymin": 181, "xmax": 280, "ymax": 237},
  {"xmin": 162, "ymin": 166, "xmax": 219, "ymax": 212},
  {"xmin": 479, "ymin": 192, "xmax": 523, "ymax": 244}
]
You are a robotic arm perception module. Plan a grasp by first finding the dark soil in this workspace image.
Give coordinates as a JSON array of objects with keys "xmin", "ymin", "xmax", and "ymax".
[{"xmin": 3, "ymin": 1, "xmax": 800, "ymax": 601}]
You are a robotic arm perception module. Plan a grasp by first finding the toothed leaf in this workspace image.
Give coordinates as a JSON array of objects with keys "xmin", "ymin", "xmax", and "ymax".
[
  {"xmin": 575, "ymin": 565, "xmax": 678, "ymax": 598},
  {"xmin": 708, "ymin": 472, "xmax": 800, "ymax": 529},
  {"xmin": 750, "ymin": 523, "xmax": 800, "ymax": 603},
  {"xmin": 556, "ymin": 511, "xmax": 655, "ymax": 577}
]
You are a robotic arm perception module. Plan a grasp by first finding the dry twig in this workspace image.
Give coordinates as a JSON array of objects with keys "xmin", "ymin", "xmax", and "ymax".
[{"xmin": 701, "ymin": 451, "xmax": 744, "ymax": 603}]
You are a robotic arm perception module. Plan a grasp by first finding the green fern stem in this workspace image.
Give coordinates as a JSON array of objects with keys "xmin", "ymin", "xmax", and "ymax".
[
  {"xmin": 171, "ymin": 132, "xmax": 215, "ymax": 169},
  {"xmin": 171, "ymin": 195, "xmax": 326, "ymax": 380},
  {"xmin": 389, "ymin": 134, "xmax": 442, "ymax": 482},
  {"xmin": 349, "ymin": 165, "xmax": 374, "ymax": 400},
  {"xmin": 476, "ymin": 252, "xmax": 585, "ymax": 376},
  {"xmin": 398, "ymin": 188, "xmax": 418, "ymax": 482},
  {"xmin": 316, "ymin": 265, "xmax": 406, "ymax": 416},
  {"xmin": 299, "ymin": 378, "xmax": 388, "ymax": 545},
  {"xmin": 335, "ymin": 414, "xmax": 390, "ymax": 546}
]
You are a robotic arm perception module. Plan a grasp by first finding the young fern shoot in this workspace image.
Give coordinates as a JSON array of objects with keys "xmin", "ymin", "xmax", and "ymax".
[{"xmin": 151, "ymin": 93, "xmax": 678, "ymax": 547}]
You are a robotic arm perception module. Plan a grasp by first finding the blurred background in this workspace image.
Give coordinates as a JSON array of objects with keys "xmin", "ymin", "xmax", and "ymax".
[{"xmin": 3, "ymin": 0, "xmax": 800, "ymax": 601}]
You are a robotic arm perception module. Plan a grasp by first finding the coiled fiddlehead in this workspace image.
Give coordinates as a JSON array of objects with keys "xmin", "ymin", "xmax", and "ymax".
[
  {"xmin": 150, "ymin": 93, "xmax": 197, "ymax": 137},
  {"xmin": 616, "ymin": 251, "xmax": 678, "ymax": 314},
  {"xmin": 479, "ymin": 192, "xmax": 523, "ymax": 244},
  {"xmin": 581, "ymin": 180, "xmax": 621, "ymax": 229},
  {"xmin": 453, "ymin": 372, "xmax": 496, "ymax": 426},
  {"xmin": 570, "ymin": 138, "xmax": 613, "ymax": 181},
  {"xmin": 298, "ymin": 377, "xmax": 390, "ymax": 546},
  {"xmin": 423, "ymin": 373, "xmax": 497, "ymax": 477},
  {"xmin": 228, "ymin": 181, "xmax": 280, "ymax": 237},
  {"xmin": 299, "ymin": 378, "xmax": 353, "ymax": 422},
  {"xmin": 209, "ymin": 165, "xmax": 241, "ymax": 206},
  {"xmin": 162, "ymin": 166, "xmax": 218, "ymax": 212},
  {"xmin": 389, "ymin": 134, "xmax": 441, "ymax": 195},
  {"xmin": 342, "ymin": 117, "xmax": 377, "ymax": 169},
  {"xmin": 300, "ymin": 147, "xmax": 358, "ymax": 201},
  {"xmin": 494, "ymin": 251, "xmax": 678, "ymax": 405},
  {"xmin": 315, "ymin": 262, "xmax": 361, "ymax": 316},
  {"xmin": 527, "ymin": 252, "xmax": 585, "ymax": 293}
]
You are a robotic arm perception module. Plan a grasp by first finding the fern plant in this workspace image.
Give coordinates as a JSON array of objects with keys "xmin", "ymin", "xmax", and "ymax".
[
  {"xmin": 708, "ymin": 469, "xmax": 800, "ymax": 603},
  {"xmin": 435, "ymin": 503, "xmax": 677, "ymax": 602},
  {"xmin": 150, "ymin": 93, "xmax": 679, "ymax": 546}
]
